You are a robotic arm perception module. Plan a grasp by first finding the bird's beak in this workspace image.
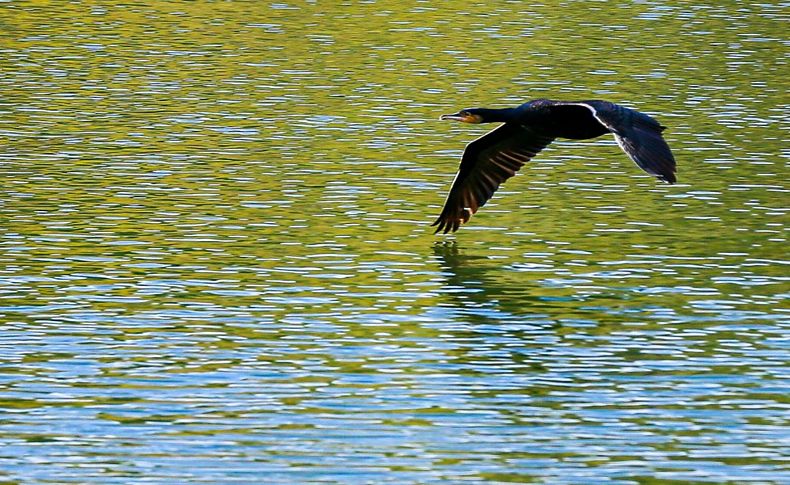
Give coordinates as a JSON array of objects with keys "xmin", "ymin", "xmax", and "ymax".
[
  {"xmin": 440, "ymin": 112, "xmax": 483, "ymax": 123},
  {"xmin": 440, "ymin": 113, "xmax": 466, "ymax": 121}
]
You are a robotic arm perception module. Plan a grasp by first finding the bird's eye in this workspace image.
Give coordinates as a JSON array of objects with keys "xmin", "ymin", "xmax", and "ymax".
[{"xmin": 460, "ymin": 111, "xmax": 471, "ymax": 117}]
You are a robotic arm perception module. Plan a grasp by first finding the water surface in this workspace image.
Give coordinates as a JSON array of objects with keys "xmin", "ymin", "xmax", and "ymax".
[{"xmin": 1, "ymin": 1, "xmax": 788, "ymax": 483}]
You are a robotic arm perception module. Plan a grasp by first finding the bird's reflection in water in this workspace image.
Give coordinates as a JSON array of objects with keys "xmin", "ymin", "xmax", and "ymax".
[
  {"xmin": 429, "ymin": 242, "xmax": 638, "ymax": 385},
  {"xmin": 431, "ymin": 241, "xmax": 625, "ymax": 332},
  {"xmin": 432, "ymin": 241, "xmax": 488, "ymax": 292},
  {"xmin": 430, "ymin": 241, "xmax": 552, "ymax": 377},
  {"xmin": 431, "ymin": 241, "xmax": 550, "ymax": 327}
]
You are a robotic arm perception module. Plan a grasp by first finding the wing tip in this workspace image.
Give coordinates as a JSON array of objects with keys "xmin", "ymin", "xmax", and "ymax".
[
  {"xmin": 430, "ymin": 217, "xmax": 446, "ymax": 234},
  {"xmin": 431, "ymin": 209, "xmax": 472, "ymax": 235},
  {"xmin": 431, "ymin": 216, "xmax": 452, "ymax": 234},
  {"xmin": 432, "ymin": 219, "xmax": 460, "ymax": 234},
  {"xmin": 659, "ymin": 170, "xmax": 677, "ymax": 184}
]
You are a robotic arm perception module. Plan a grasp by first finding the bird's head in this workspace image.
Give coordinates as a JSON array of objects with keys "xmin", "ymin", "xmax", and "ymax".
[{"xmin": 439, "ymin": 108, "xmax": 485, "ymax": 124}]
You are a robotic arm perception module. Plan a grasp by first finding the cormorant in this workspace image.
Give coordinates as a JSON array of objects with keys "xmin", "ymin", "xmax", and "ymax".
[{"xmin": 432, "ymin": 99, "xmax": 677, "ymax": 234}]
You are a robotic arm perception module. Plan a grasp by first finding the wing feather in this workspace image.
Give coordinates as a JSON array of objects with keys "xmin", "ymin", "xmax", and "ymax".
[
  {"xmin": 432, "ymin": 124, "xmax": 555, "ymax": 234},
  {"xmin": 556, "ymin": 100, "xmax": 677, "ymax": 184}
]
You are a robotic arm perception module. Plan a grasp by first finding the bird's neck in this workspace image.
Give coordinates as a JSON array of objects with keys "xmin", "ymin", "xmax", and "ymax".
[{"xmin": 478, "ymin": 108, "xmax": 520, "ymax": 123}]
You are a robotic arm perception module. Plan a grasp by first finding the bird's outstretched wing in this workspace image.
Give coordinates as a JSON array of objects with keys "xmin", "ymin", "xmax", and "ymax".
[
  {"xmin": 557, "ymin": 100, "xmax": 677, "ymax": 184},
  {"xmin": 432, "ymin": 123, "xmax": 555, "ymax": 234}
]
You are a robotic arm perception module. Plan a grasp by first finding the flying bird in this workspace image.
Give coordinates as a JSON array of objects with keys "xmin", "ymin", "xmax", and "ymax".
[{"xmin": 432, "ymin": 99, "xmax": 677, "ymax": 233}]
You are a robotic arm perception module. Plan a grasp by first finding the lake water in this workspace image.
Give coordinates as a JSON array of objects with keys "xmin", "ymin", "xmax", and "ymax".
[{"xmin": 1, "ymin": 1, "xmax": 788, "ymax": 483}]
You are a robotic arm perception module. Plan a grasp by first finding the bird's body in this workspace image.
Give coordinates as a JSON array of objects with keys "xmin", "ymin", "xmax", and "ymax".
[{"xmin": 433, "ymin": 98, "xmax": 677, "ymax": 233}]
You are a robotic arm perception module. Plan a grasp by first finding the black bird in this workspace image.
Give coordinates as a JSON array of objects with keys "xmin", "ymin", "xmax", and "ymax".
[{"xmin": 432, "ymin": 98, "xmax": 677, "ymax": 233}]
